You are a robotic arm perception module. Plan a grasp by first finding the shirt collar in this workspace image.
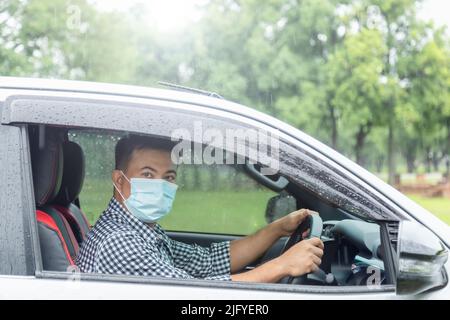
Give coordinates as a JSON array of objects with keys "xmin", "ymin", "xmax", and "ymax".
[{"xmin": 105, "ymin": 197, "xmax": 164, "ymax": 243}]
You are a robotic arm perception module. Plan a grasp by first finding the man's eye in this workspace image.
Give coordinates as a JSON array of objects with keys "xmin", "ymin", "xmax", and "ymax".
[
  {"xmin": 143, "ymin": 172, "xmax": 152, "ymax": 178},
  {"xmin": 166, "ymin": 176, "xmax": 175, "ymax": 182}
]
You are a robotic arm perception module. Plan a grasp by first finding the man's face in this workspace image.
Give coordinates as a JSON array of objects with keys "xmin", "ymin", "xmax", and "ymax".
[{"xmin": 113, "ymin": 148, "xmax": 177, "ymax": 201}]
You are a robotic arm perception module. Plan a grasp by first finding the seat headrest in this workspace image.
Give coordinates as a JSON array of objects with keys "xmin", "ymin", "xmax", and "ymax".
[
  {"xmin": 31, "ymin": 128, "xmax": 64, "ymax": 206},
  {"xmin": 54, "ymin": 141, "xmax": 85, "ymax": 206}
]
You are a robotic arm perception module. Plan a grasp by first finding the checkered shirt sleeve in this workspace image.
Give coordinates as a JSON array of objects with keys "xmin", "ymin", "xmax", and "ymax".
[
  {"xmin": 169, "ymin": 238, "xmax": 231, "ymax": 279},
  {"xmin": 94, "ymin": 231, "xmax": 231, "ymax": 281}
]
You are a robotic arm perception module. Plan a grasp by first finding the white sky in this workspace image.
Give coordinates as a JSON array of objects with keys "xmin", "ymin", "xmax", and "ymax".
[
  {"xmin": 92, "ymin": 0, "xmax": 450, "ymax": 32},
  {"xmin": 418, "ymin": 0, "xmax": 450, "ymax": 28},
  {"xmin": 91, "ymin": 0, "xmax": 205, "ymax": 33}
]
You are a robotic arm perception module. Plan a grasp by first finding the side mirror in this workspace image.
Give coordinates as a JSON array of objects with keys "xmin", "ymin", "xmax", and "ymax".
[
  {"xmin": 265, "ymin": 192, "xmax": 297, "ymax": 223},
  {"xmin": 397, "ymin": 221, "xmax": 448, "ymax": 295}
]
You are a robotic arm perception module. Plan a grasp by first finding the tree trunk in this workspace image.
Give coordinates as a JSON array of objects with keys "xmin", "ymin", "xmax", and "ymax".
[
  {"xmin": 329, "ymin": 105, "xmax": 338, "ymax": 150},
  {"xmin": 447, "ymin": 118, "xmax": 450, "ymax": 154},
  {"xmin": 376, "ymin": 155, "xmax": 384, "ymax": 173},
  {"xmin": 406, "ymin": 156, "xmax": 416, "ymax": 173},
  {"xmin": 355, "ymin": 126, "xmax": 366, "ymax": 166},
  {"xmin": 385, "ymin": 18, "xmax": 397, "ymax": 186},
  {"xmin": 233, "ymin": 170, "xmax": 242, "ymax": 189},
  {"xmin": 387, "ymin": 122, "xmax": 396, "ymax": 185},
  {"xmin": 210, "ymin": 165, "xmax": 219, "ymax": 191},
  {"xmin": 193, "ymin": 165, "xmax": 201, "ymax": 189},
  {"xmin": 447, "ymin": 119, "xmax": 450, "ymax": 177},
  {"xmin": 405, "ymin": 143, "xmax": 417, "ymax": 173},
  {"xmin": 355, "ymin": 123, "xmax": 372, "ymax": 168},
  {"xmin": 432, "ymin": 151, "xmax": 440, "ymax": 172},
  {"xmin": 425, "ymin": 147, "xmax": 432, "ymax": 173}
]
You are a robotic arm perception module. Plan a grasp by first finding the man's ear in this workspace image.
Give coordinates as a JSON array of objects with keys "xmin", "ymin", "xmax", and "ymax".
[{"xmin": 112, "ymin": 170, "xmax": 123, "ymax": 186}]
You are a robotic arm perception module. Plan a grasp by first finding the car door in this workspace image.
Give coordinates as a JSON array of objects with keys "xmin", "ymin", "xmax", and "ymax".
[{"xmin": 0, "ymin": 85, "xmax": 438, "ymax": 299}]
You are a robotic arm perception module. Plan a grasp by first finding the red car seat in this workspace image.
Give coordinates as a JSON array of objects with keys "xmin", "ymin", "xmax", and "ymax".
[
  {"xmin": 31, "ymin": 127, "xmax": 79, "ymax": 271},
  {"xmin": 52, "ymin": 140, "xmax": 91, "ymax": 245}
]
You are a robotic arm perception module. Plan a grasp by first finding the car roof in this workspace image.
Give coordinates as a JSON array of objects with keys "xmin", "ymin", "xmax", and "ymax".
[
  {"xmin": 0, "ymin": 76, "xmax": 219, "ymax": 102},
  {"xmin": 0, "ymin": 76, "xmax": 265, "ymax": 121},
  {"xmin": 0, "ymin": 77, "xmax": 308, "ymax": 141}
]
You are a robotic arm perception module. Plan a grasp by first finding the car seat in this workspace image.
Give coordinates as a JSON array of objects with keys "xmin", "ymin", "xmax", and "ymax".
[
  {"xmin": 52, "ymin": 140, "xmax": 91, "ymax": 246},
  {"xmin": 31, "ymin": 127, "xmax": 79, "ymax": 271}
]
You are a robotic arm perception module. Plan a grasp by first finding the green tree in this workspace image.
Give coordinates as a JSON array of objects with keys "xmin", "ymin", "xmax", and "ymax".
[
  {"xmin": 397, "ymin": 26, "xmax": 450, "ymax": 173},
  {"xmin": 327, "ymin": 28, "xmax": 387, "ymax": 166}
]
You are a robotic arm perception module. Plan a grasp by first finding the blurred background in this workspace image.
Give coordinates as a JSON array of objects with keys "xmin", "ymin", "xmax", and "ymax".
[{"xmin": 1, "ymin": 0, "xmax": 449, "ymax": 225}]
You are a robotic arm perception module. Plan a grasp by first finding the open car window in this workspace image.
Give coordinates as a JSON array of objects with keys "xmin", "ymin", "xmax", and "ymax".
[
  {"xmin": 24, "ymin": 122, "xmax": 394, "ymax": 292},
  {"xmin": 70, "ymin": 130, "xmax": 278, "ymax": 235},
  {"xmin": 162, "ymin": 163, "xmax": 277, "ymax": 235}
]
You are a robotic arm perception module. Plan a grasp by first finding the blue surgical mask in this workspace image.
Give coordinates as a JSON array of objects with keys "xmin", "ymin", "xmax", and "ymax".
[{"xmin": 113, "ymin": 171, "xmax": 178, "ymax": 223}]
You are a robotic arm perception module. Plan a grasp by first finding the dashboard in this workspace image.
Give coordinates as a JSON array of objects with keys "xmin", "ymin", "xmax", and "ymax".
[
  {"xmin": 260, "ymin": 219, "xmax": 386, "ymax": 286},
  {"xmin": 315, "ymin": 220, "xmax": 385, "ymax": 286}
]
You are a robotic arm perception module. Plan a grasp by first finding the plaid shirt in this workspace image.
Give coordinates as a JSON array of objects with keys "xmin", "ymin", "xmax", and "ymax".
[{"xmin": 76, "ymin": 197, "xmax": 231, "ymax": 281}]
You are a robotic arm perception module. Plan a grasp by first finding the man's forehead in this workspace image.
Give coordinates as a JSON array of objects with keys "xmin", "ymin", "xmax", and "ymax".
[{"xmin": 129, "ymin": 148, "xmax": 176, "ymax": 171}]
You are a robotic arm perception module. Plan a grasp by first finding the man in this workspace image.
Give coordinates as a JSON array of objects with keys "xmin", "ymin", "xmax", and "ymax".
[{"xmin": 76, "ymin": 134, "xmax": 324, "ymax": 282}]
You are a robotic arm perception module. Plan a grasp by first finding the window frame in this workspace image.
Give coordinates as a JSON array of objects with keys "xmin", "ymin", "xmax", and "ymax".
[
  {"xmin": 5, "ymin": 92, "xmax": 400, "ymax": 295},
  {"xmin": 0, "ymin": 121, "xmax": 37, "ymax": 276}
]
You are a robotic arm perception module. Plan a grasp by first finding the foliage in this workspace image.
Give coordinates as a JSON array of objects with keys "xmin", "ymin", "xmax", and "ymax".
[{"xmin": 1, "ymin": 0, "xmax": 450, "ymax": 177}]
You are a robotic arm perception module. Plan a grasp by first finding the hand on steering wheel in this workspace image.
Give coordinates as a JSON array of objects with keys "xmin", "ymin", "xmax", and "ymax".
[{"xmin": 279, "ymin": 214, "xmax": 326, "ymax": 284}]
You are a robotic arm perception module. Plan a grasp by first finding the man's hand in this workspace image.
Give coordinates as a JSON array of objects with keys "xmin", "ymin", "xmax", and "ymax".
[
  {"xmin": 274, "ymin": 209, "xmax": 319, "ymax": 237},
  {"xmin": 229, "ymin": 208, "xmax": 320, "ymax": 277},
  {"xmin": 231, "ymin": 237, "xmax": 324, "ymax": 283},
  {"xmin": 278, "ymin": 237, "xmax": 324, "ymax": 277}
]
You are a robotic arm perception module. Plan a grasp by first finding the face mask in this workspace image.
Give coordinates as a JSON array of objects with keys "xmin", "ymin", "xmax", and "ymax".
[{"xmin": 113, "ymin": 171, "xmax": 178, "ymax": 223}]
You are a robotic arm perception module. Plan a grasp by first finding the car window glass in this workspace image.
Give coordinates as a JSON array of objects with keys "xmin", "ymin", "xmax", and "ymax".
[
  {"xmin": 69, "ymin": 130, "xmax": 277, "ymax": 235},
  {"xmin": 69, "ymin": 131, "xmax": 119, "ymax": 224},
  {"xmin": 160, "ymin": 163, "xmax": 277, "ymax": 235}
]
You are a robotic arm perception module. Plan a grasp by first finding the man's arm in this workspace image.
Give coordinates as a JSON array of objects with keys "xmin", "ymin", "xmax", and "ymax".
[
  {"xmin": 229, "ymin": 209, "xmax": 313, "ymax": 273},
  {"xmin": 231, "ymin": 257, "xmax": 288, "ymax": 283},
  {"xmin": 229, "ymin": 221, "xmax": 282, "ymax": 273},
  {"xmin": 232, "ymin": 237, "xmax": 324, "ymax": 283},
  {"xmin": 170, "ymin": 239, "xmax": 231, "ymax": 278},
  {"xmin": 96, "ymin": 232, "xmax": 231, "ymax": 280}
]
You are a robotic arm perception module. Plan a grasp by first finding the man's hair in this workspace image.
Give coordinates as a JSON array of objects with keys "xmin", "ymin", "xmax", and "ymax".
[{"xmin": 115, "ymin": 134, "xmax": 176, "ymax": 171}]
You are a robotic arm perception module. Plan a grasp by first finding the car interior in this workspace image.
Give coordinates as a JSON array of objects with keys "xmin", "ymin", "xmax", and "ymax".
[
  {"xmin": 28, "ymin": 125, "xmax": 395, "ymax": 287},
  {"xmin": 30, "ymin": 126, "xmax": 90, "ymax": 270}
]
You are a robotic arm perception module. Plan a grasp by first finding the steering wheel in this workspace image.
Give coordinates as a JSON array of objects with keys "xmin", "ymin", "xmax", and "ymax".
[{"xmin": 279, "ymin": 214, "xmax": 330, "ymax": 285}]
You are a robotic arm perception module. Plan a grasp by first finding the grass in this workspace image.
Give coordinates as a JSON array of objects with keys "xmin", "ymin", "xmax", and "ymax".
[
  {"xmin": 79, "ymin": 178, "xmax": 276, "ymax": 235},
  {"xmin": 407, "ymin": 195, "xmax": 450, "ymax": 225},
  {"xmin": 79, "ymin": 179, "xmax": 450, "ymax": 237},
  {"xmin": 161, "ymin": 190, "xmax": 273, "ymax": 235}
]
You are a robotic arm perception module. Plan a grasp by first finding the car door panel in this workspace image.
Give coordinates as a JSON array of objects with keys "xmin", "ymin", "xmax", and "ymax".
[
  {"xmin": 0, "ymin": 275, "xmax": 398, "ymax": 299},
  {"xmin": 167, "ymin": 231, "xmax": 241, "ymax": 248},
  {"xmin": 167, "ymin": 231, "xmax": 287, "ymax": 268}
]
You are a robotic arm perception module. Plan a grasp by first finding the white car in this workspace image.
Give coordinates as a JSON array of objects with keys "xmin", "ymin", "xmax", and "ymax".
[{"xmin": 0, "ymin": 77, "xmax": 448, "ymax": 299}]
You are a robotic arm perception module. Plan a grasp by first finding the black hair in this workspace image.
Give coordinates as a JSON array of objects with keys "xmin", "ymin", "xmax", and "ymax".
[{"xmin": 115, "ymin": 134, "xmax": 177, "ymax": 171}]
